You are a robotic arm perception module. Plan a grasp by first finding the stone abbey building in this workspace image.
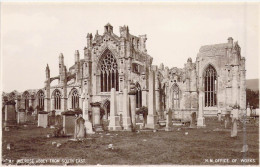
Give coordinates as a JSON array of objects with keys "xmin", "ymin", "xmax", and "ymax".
[{"xmin": 3, "ymin": 23, "xmax": 246, "ymax": 124}]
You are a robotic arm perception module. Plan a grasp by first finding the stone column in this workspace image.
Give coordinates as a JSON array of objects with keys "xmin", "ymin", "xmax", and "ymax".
[
  {"xmin": 146, "ymin": 71, "xmax": 158, "ymax": 129},
  {"xmin": 122, "ymin": 88, "xmax": 131, "ymax": 130},
  {"xmin": 108, "ymin": 88, "xmax": 121, "ymax": 131},
  {"xmin": 128, "ymin": 84, "xmax": 137, "ymax": 130},
  {"xmin": 165, "ymin": 109, "xmax": 173, "ymax": 131},
  {"xmin": 197, "ymin": 92, "xmax": 206, "ymax": 127}
]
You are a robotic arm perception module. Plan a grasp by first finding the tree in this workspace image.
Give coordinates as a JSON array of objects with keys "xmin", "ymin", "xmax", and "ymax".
[{"xmin": 246, "ymin": 89, "xmax": 259, "ymax": 109}]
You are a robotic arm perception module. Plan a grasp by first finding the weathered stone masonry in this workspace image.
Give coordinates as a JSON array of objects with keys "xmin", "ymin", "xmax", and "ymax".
[{"xmin": 3, "ymin": 24, "xmax": 246, "ymax": 122}]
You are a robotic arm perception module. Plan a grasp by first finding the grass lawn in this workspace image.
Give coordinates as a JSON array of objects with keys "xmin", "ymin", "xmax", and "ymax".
[{"xmin": 2, "ymin": 117, "xmax": 259, "ymax": 165}]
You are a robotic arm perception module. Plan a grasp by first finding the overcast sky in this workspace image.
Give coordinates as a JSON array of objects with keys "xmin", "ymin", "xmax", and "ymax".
[{"xmin": 1, "ymin": 2, "xmax": 259, "ymax": 92}]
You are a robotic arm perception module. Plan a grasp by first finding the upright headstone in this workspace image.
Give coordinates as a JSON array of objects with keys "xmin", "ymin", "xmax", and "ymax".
[
  {"xmin": 231, "ymin": 117, "xmax": 238, "ymax": 138},
  {"xmin": 38, "ymin": 111, "xmax": 48, "ymax": 128},
  {"xmin": 190, "ymin": 112, "xmax": 196, "ymax": 128},
  {"xmin": 246, "ymin": 103, "xmax": 251, "ymax": 117},
  {"xmin": 165, "ymin": 109, "xmax": 173, "ymax": 131},
  {"xmin": 74, "ymin": 116, "xmax": 86, "ymax": 139},
  {"xmin": 55, "ymin": 115, "xmax": 63, "ymax": 126},
  {"xmin": 122, "ymin": 88, "xmax": 131, "ymax": 131},
  {"xmin": 217, "ymin": 110, "xmax": 222, "ymax": 122},
  {"xmin": 17, "ymin": 109, "xmax": 26, "ymax": 124},
  {"xmin": 197, "ymin": 93, "xmax": 206, "ymax": 127},
  {"xmin": 48, "ymin": 110, "xmax": 56, "ymax": 126},
  {"xmin": 62, "ymin": 111, "xmax": 76, "ymax": 136},
  {"xmin": 108, "ymin": 88, "xmax": 121, "ymax": 131},
  {"xmin": 146, "ymin": 71, "xmax": 158, "ymax": 129},
  {"xmin": 4, "ymin": 101, "xmax": 17, "ymax": 127},
  {"xmin": 224, "ymin": 113, "xmax": 231, "ymax": 129}
]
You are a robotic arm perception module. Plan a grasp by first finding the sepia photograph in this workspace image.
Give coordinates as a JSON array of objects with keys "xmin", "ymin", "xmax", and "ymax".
[{"xmin": 1, "ymin": 1, "xmax": 259, "ymax": 166}]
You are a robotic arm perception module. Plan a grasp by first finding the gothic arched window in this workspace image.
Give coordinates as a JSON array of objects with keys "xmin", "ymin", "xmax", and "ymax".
[
  {"xmin": 172, "ymin": 84, "xmax": 180, "ymax": 109},
  {"xmin": 71, "ymin": 89, "xmax": 79, "ymax": 109},
  {"xmin": 136, "ymin": 83, "xmax": 142, "ymax": 108},
  {"xmin": 204, "ymin": 65, "xmax": 217, "ymax": 107},
  {"xmin": 161, "ymin": 84, "xmax": 166, "ymax": 111},
  {"xmin": 23, "ymin": 92, "xmax": 30, "ymax": 110},
  {"xmin": 53, "ymin": 90, "xmax": 61, "ymax": 110},
  {"xmin": 100, "ymin": 50, "xmax": 119, "ymax": 92},
  {"xmin": 37, "ymin": 90, "xmax": 45, "ymax": 109}
]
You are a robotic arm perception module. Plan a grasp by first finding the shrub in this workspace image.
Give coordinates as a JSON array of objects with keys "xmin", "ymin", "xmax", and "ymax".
[{"xmin": 136, "ymin": 106, "xmax": 148, "ymax": 116}]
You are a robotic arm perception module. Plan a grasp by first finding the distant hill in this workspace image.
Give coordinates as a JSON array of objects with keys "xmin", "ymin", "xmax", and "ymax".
[{"xmin": 246, "ymin": 79, "xmax": 259, "ymax": 91}]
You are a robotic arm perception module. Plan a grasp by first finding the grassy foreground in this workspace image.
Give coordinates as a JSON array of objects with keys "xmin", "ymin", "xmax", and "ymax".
[{"xmin": 2, "ymin": 117, "xmax": 259, "ymax": 165}]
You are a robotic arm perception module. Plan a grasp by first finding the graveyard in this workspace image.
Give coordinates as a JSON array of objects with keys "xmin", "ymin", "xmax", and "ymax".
[{"xmin": 2, "ymin": 115, "xmax": 259, "ymax": 165}]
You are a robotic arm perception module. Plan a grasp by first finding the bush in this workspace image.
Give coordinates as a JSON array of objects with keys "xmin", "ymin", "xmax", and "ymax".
[{"xmin": 136, "ymin": 106, "xmax": 148, "ymax": 116}]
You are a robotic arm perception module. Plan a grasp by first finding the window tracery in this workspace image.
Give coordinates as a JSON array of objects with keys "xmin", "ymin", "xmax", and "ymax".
[
  {"xmin": 100, "ymin": 50, "xmax": 119, "ymax": 92},
  {"xmin": 37, "ymin": 90, "xmax": 45, "ymax": 109},
  {"xmin": 53, "ymin": 90, "xmax": 61, "ymax": 110},
  {"xmin": 204, "ymin": 65, "xmax": 217, "ymax": 107},
  {"xmin": 71, "ymin": 89, "xmax": 79, "ymax": 109}
]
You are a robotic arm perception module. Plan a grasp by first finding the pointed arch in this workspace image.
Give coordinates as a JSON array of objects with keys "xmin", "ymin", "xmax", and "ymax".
[
  {"xmin": 37, "ymin": 90, "xmax": 45, "ymax": 109},
  {"xmin": 99, "ymin": 49, "xmax": 119, "ymax": 92},
  {"xmin": 23, "ymin": 91, "xmax": 30, "ymax": 110},
  {"xmin": 135, "ymin": 82, "xmax": 142, "ymax": 108},
  {"xmin": 203, "ymin": 64, "xmax": 217, "ymax": 107},
  {"xmin": 171, "ymin": 84, "xmax": 180, "ymax": 109},
  {"xmin": 70, "ymin": 88, "xmax": 79, "ymax": 109},
  {"xmin": 52, "ymin": 89, "xmax": 61, "ymax": 110},
  {"xmin": 161, "ymin": 83, "xmax": 166, "ymax": 111}
]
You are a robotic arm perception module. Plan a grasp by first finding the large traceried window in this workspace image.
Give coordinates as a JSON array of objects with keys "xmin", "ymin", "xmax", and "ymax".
[
  {"xmin": 53, "ymin": 90, "xmax": 61, "ymax": 110},
  {"xmin": 71, "ymin": 89, "xmax": 79, "ymax": 109},
  {"xmin": 37, "ymin": 90, "xmax": 45, "ymax": 109},
  {"xmin": 100, "ymin": 50, "xmax": 119, "ymax": 92},
  {"xmin": 172, "ymin": 84, "xmax": 180, "ymax": 109},
  {"xmin": 136, "ymin": 83, "xmax": 142, "ymax": 108},
  {"xmin": 23, "ymin": 92, "xmax": 30, "ymax": 110},
  {"xmin": 204, "ymin": 65, "xmax": 217, "ymax": 107}
]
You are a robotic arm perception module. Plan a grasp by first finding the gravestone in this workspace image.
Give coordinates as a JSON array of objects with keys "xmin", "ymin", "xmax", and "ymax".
[
  {"xmin": 4, "ymin": 101, "xmax": 17, "ymax": 127},
  {"xmin": 17, "ymin": 109, "xmax": 26, "ymax": 124},
  {"xmin": 231, "ymin": 118, "xmax": 238, "ymax": 138},
  {"xmin": 48, "ymin": 110, "xmax": 56, "ymax": 126},
  {"xmin": 85, "ymin": 120, "xmax": 95, "ymax": 134},
  {"xmin": 165, "ymin": 109, "xmax": 173, "ymax": 131},
  {"xmin": 62, "ymin": 111, "xmax": 76, "ymax": 136},
  {"xmin": 74, "ymin": 116, "xmax": 86, "ymax": 139},
  {"xmin": 55, "ymin": 115, "xmax": 63, "ymax": 126},
  {"xmin": 217, "ymin": 110, "xmax": 222, "ymax": 122},
  {"xmin": 38, "ymin": 111, "xmax": 48, "ymax": 128},
  {"xmin": 246, "ymin": 104, "xmax": 251, "ymax": 117},
  {"xmin": 122, "ymin": 88, "xmax": 131, "ymax": 131},
  {"xmin": 224, "ymin": 114, "xmax": 231, "ymax": 129},
  {"xmin": 190, "ymin": 112, "xmax": 196, "ymax": 128}
]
